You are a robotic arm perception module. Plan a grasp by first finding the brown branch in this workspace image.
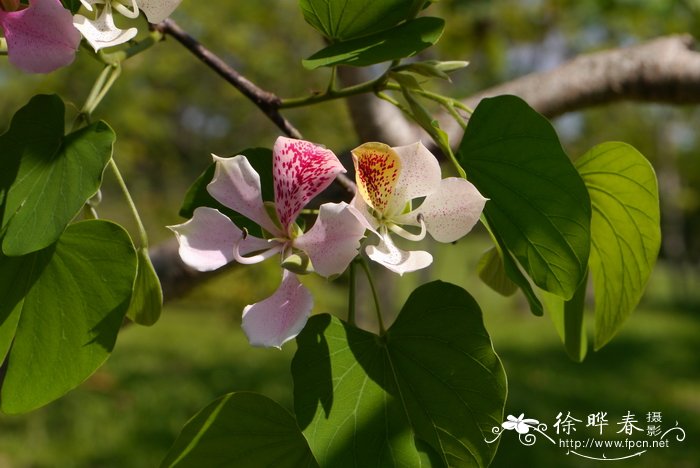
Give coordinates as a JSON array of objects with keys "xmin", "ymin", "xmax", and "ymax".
[
  {"xmin": 155, "ymin": 19, "xmax": 301, "ymax": 139},
  {"xmin": 442, "ymin": 34, "xmax": 700, "ymax": 139},
  {"xmin": 154, "ymin": 19, "xmax": 356, "ymax": 195},
  {"xmin": 153, "ymin": 33, "xmax": 700, "ymax": 302}
]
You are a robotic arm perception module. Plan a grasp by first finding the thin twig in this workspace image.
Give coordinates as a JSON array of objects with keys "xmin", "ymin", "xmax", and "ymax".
[
  {"xmin": 153, "ymin": 19, "xmax": 355, "ymax": 194},
  {"xmin": 155, "ymin": 19, "xmax": 301, "ymax": 139}
]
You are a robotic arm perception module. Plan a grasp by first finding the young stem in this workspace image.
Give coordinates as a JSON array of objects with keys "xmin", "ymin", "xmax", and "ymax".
[
  {"xmin": 359, "ymin": 257, "xmax": 386, "ymax": 335},
  {"xmin": 108, "ymin": 158, "xmax": 150, "ymax": 248},
  {"xmin": 347, "ymin": 259, "xmax": 357, "ymax": 327}
]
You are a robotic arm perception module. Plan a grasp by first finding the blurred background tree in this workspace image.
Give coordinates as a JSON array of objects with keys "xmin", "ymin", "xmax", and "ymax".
[{"xmin": 0, "ymin": 0, "xmax": 698, "ymax": 466}]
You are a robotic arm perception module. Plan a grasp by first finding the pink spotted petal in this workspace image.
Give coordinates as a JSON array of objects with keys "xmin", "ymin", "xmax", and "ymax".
[
  {"xmin": 241, "ymin": 270, "xmax": 313, "ymax": 348},
  {"xmin": 387, "ymin": 141, "xmax": 442, "ymax": 216},
  {"xmin": 168, "ymin": 207, "xmax": 272, "ymax": 271},
  {"xmin": 0, "ymin": 0, "xmax": 80, "ymax": 73},
  {"xmin": 137, "ymin": 0, "xmax": 182, "ymax": 23},
  {"xmin": 351, "ymin": 142, "xmax": 401, "ymax": 214},
  {"xmin": 273, "ymin": 137, "xmax": 345, "ymax": 233},
  {"xmin": 395, "ymin": 178, "xmax": 486, "ymax": 243},
  {"xmin": 208, "ymin": 154, "xmax": 282, "ymax": 237},
  {"xmin": 365, "ymin": 229, "xmax": 433, "ymax": 275},
  {"xmin": 294, "ymin": 202, "xmax": 369, "ymax": 277}
]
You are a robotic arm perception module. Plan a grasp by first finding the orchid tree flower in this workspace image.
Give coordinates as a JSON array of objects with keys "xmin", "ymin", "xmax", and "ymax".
[
  {"xmin": 0, "ymin": 0, "xmax": 81, "ymax": 73},
  {"xmin": 73, "ymin": 0, "xmax": 182, "ymax": 51},
  {"xmin": 169, "ymin": 137, "xmax": 368, "ymax": 348},
  {"xmin": 351, "ymin": 141, "xmax": 486, "ymax": 275}
]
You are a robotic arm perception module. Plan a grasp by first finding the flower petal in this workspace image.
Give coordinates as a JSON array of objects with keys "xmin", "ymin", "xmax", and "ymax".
[
  {"xmin": 73, "ymin": 4, "xmax": 137, "ymax": 51},
  {"xmin": 241, "ymin": 271, "xmax": 313, "ymax": 348},
  {"xmin": 273, "ymin": 137, "xmax": 345, "ymax": 233},
  {"xmin": 350, "ymin": 193, "xmax": 380, "ymax": 230},
  {"xmin": 388, "ymin": 141, "xmax": 441, "ymax": 215},
  {"xmin": 0, "ymin": 0, "xmax": 81, "ymax": 73},
  {"xmin": 136, "ymin": 0, "xmax": 182, "ymax": 23},
  {"xmin": 294, "ymin": 202, "xmax": 368, "ymax": 277},
  {"xmin": 365, "ymin": 228, "xmax": 432, "ymax": 275},
  {"xmin": 208, "ymin": 154, "xmax": 281, "ymax": 237},
  {"xmin": 168, "ymin": 207, "xmax": 239, "ymax": 271},
  {"xmin": 395, "ymin": 178, "xmax": 486, "ymax": 243},
  {"xmin": 168, "ymin": 206, "xmax": 272, "ymax": 271},
  {"xmin": 351, "ymin": 142, "xmax": 401, "ymax": 214}
]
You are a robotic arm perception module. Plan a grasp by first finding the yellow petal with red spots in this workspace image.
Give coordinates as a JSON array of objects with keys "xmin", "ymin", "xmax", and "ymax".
[{"xmin": 351, "ymin": 142, "xmax": 401, "ymax": 213}]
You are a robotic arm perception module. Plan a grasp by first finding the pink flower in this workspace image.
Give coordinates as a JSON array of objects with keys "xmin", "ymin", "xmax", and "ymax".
[
  {"xmin": 170, "ymin": 137, "xmax": 368, "ymax": 348},
  {"xmin": 0, "ymin": 0, "xmax": 80, "ymax": 73}
]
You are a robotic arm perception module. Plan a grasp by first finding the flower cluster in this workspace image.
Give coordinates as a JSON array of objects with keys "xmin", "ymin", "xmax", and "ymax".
[
  {"xmin": 171, "ymin": 137, "xmax": 486, "ymax": 348},
  {"xmin": 1, "ymin": 0, "xmax": 181, "ymax": 73}
]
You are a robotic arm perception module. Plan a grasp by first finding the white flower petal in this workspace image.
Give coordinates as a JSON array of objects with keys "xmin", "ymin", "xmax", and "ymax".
[
  {"xmin": 294, "ymin": 202, "xmax": 368, "ymax": 277},
  {"xmin": 168, "ymin": 207, "xmax": 239, "ymax": 271},
  {"xmin": 396, "ymin": 177, "xmax": 486, "ymax": 243},
  {"xmin": 208, "ymin": 154, "xmax": 281, "ymax": 237},
  {"xmin": 169, "ymin": 207, "xmax": 273, "ymax": 271},
  {"xmin": 241, "ymin": 271, "xmax": 313, "ymax": 348},
  {"xmin": 73, "ymin": 4, "xmax": 137, "ymax": 51},
  {"xmin": 388, "ymin": 141, "xmax": 441, "ymax": 215},
  {"xmin": 136, "ymin": 0, "xmax": 182, "ymax": 23},
  {"xmin": 350, "ymin": 193, "xmax": 380, "ymax": 231},
  {"xmin": 365, "ymin": 229, "xmax": 432, "ymax": 275}
]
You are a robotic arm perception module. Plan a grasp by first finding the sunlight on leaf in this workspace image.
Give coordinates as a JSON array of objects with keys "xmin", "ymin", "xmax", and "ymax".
[
  {"xmin": 293, "ymin": 281, "xmax": 506, "ymax": 467},
  {"xmin": 575, "ymin": 142, "xmax": 661, "ymax": 349}
]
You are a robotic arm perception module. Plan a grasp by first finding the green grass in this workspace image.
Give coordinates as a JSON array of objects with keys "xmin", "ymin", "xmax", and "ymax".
[{"xmin": 0, "ymin": 237, "xmax": 698, "ymax": 467}]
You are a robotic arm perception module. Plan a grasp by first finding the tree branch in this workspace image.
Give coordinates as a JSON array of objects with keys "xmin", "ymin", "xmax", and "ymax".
[
  {"xmin": 155, "ymin": 19, "xmax": 301, "ymax": 139},
  {"xmin": 154, "ymin": 19, "xmax": 357, "ymax": 195},
  {"xmin": 152, "ymin": 34, "xmax": 700, "ymax": 302}
]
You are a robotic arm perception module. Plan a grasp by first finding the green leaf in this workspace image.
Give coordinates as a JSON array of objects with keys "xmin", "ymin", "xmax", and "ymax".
[
  {"xmin": 126, "ymin": 247, "xmax": 163, "ymax": 326},
  {"xmin": 477, "ymin": 247, "xmax": 518, "ymax": 296},
  {"xmin": 0, "ymin": 220, "xmax": 136, "ymax": 413},
  {"xmin": 302, "ymin": 17, "xmax": 445, "ymax": 69},
  {"xmin": 575, "ymin": 142, "xmax": 660, "ymax": 349},
  {"xmin": 0, "ymin": 94, "xmax": 114, "ymax": 256},
  {"xmin": 161, "ymin": 392, "xmax": 318, "ymax": 468},
  {"xmin": 299, "ymin": 0, "xmax": 424, "ymax": 40},
  {"xmin": 61, "ymin": 0, "xmax": 82, "ymax": 13},
  {"xmin": 293, "ymin": 281, "xmax": 506, "ymax": 467},
  {"xmin": 486, "ymin": 220, "xmax": 544, "ymax": 316},
  {"xmin": 458, "ymin": 95, "xmax": 591, "ymax": 300},
  {"xmin": 541, "ymin": 271, "xmax": 588, "ymax": 362},
  {"xmin": 178, "ymin": 148, "xmax": 273, "ymax": 238}
]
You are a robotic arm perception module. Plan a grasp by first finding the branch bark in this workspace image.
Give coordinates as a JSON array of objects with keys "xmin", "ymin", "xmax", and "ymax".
[{"xmin": 153, "ymin": 33, "xmax": 700, "ymax": 302}]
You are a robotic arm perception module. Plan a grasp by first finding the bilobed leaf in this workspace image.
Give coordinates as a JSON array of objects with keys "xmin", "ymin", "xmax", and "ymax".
[
  {"xmin": 303, "ymin": 17, "xmax": 444, "ymax": 69},
  {"xmin": 458, "ymin": 95, "xmax": 591, "ymax": 301},
  {"xmin": 0, "ymin": 220, "xmax": 136, "ymax": 414},
  {"xmin": 179, "ymin": 148, "xmax": 273, "ymax": 238},
  {"xmin": 575, "ymin": 142, "xmax": 660, "ymax": 349},
  {"xmin": 0, "ymin": 94, "xmax": 114, "ymax": 256},
  {"xmin": 126, "ymin": 247, "xmax": 163, "ymax": 326},
  {"xmin": 299, "ymin": 0, "xmax": 423, "ymax": 40},
  {"xmin": 161, "ymin": 392, "xmax": 318, "ymax": 468},
  {"xmin": 293, "ymin": 281, "xmax": 506, "ymax": 467}
]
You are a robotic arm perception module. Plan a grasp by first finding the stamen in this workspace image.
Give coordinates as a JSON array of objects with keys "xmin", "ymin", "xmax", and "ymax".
[
  {"xmin": 232, "ymin": 241, "xmax": 283, "ymax": 265},
  {"xmin": 388, "ymin": 215, "xmax": 427, "ymax": 242},
  {"xmin": 112, "ymin": 0, "xmax": 139, "ymax": 18}
]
